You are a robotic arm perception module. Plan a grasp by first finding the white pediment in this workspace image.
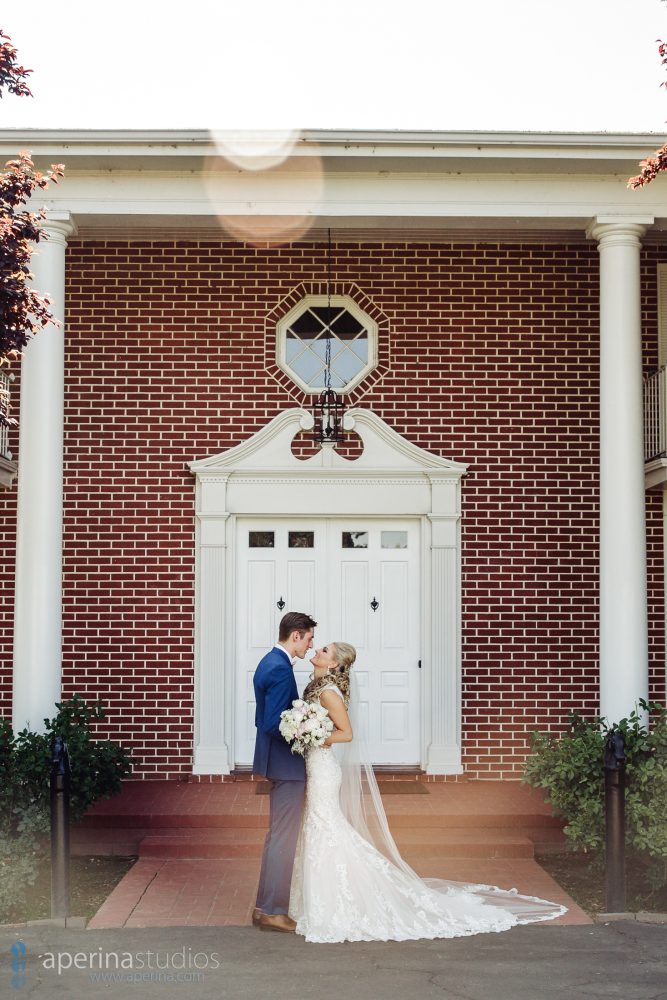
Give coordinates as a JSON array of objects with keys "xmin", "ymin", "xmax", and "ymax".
[{"xmin": 189, "ymin": 407, "xmax": 468, "ymax": 478}]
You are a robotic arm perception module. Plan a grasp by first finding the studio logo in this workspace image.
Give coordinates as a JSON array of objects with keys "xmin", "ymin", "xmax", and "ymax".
[{"xmin": 10, "ymin": 940, "xmax": 27, "ymax": 990}]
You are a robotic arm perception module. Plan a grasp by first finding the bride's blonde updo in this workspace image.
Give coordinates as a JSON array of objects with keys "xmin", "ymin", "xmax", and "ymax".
[{"xmin": 302, "ymin": 641, "xmax": 356, "ymax": 708}]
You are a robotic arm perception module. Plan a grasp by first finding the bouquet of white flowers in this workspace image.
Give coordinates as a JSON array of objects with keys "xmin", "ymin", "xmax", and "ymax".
[{"xmin": 279, "ymin": 699, "xmax": 335, "ymax": 755}]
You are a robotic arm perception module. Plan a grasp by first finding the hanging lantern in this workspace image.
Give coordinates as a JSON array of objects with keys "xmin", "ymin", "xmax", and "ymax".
[
  {"xmin": 313, "ymin": 386, "xmax": 345, "ymax": 444},
  {"xmin": 312, "ymin": 228, "xmax": 345, "ymax": 445}
]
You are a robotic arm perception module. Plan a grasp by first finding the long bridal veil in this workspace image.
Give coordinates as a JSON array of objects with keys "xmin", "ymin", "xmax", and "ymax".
[{"xmin": 337, "ymin": 672, "xmax": 567, "ymax": 923}]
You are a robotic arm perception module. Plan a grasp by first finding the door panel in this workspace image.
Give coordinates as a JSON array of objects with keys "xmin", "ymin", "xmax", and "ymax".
[
  {"xmin": 381, "ymin": 701, "xmax": 409, "ymax": 742},
  {"xmin": 340, "ymin": 560, "xmax": 370, "ymax": 650},
  {"xmin": 248, "ymin": 561, "xmax": 276, "ymax": 649},
  {"xmin": 380, "ymin": 561, "xmax": 408, "ymax": 648},
  {"xmin": 287, "ymin": 559, "xmax": 316, "ymax": 617}
]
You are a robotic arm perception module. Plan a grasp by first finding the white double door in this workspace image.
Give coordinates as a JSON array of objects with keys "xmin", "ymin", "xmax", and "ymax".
[{"xmin": 235, "ymin": 517, "xmax": 421, "ymax": 765}]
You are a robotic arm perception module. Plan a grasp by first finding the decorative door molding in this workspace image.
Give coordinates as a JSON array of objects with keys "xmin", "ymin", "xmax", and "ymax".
[{"xmin": 188, "ymin": 408, "xmax": 468, "ymax": 775}]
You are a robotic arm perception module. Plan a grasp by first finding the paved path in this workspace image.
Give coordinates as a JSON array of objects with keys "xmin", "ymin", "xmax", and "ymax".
[
  {"xmin": 1, "ymin": 922, "xmax": 664, "ymax": 1000},
  {"xmin": 87, "ymin": 856, "xmax": 589, "ymax": 929}
]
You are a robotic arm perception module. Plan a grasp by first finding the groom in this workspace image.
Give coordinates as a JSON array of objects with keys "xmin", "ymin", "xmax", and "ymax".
[{"xmin": 252, "ymin": 610, "xmax": 316, "ymax": 933}]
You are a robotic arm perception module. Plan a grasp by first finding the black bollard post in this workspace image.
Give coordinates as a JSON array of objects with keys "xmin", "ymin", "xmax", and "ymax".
[
  {"xmin": 604, "ymin": 728, "xmax": 626, "ymax": 913},
  {"xmin": 50, "ymin": 736, "xmax": 71, "ymax": 919}
]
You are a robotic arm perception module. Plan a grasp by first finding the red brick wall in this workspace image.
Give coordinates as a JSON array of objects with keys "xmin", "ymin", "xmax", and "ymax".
[{"xmin": 0, "ymin": 239, "xmax": 664, "ymax": 779}]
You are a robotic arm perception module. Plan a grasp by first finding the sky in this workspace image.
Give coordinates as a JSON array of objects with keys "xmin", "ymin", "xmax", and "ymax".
[{"xmin": 2, "ymin": 0, "xmax": 667, "ymax": 133}]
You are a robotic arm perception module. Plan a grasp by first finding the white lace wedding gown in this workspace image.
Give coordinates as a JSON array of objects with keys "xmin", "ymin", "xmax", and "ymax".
[{"xmin": 288, "ymin": 684, "xmax": 566, "ymax": 944}]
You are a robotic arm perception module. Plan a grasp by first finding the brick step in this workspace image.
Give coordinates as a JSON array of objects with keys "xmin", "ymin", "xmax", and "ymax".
[
  {"xmin": 135, "ymin": 827, "xmax": 537, "ymax": 861},
  {"xmin": 392, "ymin": 829, "xmax": 535, "ymax": 859},
  {"xmin": 69, "ymin": 822, "xmax": 566, "ymax": 859},
  {"xmin": 228, "ymin": 769, "xmax": 431, "ymax": 781},
  {"xmin": 139, "ymin": 829, "xmax": 266, "ymax": 859},
  {"xmin": 77, "ymin": 809, "xmax": 562, "ymax": 831},
  {"xmin": 78, "ymin": 813, "xmax": 268, "ymax": 831},
  {"xmin": 526, "ymin": 826, "xmax": 568, "ymax": 853},
  {"xmin": 376, "ymin": 812, "xmax": 562, "ymax": 830},
  {"xmin": 70, "ymin": 827, "xmax": 157, "ymax": 857}
]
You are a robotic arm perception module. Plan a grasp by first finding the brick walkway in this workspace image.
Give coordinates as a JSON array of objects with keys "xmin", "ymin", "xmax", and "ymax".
[{"xmin": 74, "ymin": 779, "xmax": 591, "ymax": 929}]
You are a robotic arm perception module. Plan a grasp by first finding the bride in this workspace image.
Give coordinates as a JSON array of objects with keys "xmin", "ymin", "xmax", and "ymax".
[{"xmin": 288, "ymin": 641, "xmax": 567, "ymax": 944}]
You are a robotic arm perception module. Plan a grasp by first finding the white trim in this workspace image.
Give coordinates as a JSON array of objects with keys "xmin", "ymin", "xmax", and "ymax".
[
  {"xmin": 645, "ymin": 457, "xmax": 667, "ymax": 490},
  {"xmin": 189, "ymin": 407, "xmax": 468, "ymax": 775},
  {"xmin": 0, "ymin": 455, "xmax": 17, "ymax": 488},
  {"xmin": 3, "ymin": 127, "xmax": 667, "ymax": 159},
  {"xmin": 28, "ymin": 171, "xmax": 667, "ymax": 231}
]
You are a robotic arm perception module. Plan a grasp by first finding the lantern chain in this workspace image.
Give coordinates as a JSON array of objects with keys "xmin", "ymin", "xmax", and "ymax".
[{"xmin": 325, "ymin": 227, "xmax": 332, "ymax": 392}]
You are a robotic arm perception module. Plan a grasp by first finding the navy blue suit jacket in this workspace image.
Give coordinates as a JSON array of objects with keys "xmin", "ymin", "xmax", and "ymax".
[{"xmin": 252, "ymin": 646, "xmax": 306, "ymax": 781}]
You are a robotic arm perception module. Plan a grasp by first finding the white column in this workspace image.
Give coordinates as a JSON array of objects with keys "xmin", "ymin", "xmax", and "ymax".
[
  {"xmin": 425, "ymin": 475, "xmax": 463, "ymax": 774},
  {"xmin": 13, "ymin": 215, "xmax": 75, "ymax": 734},
  {"xmin": 193, "ymin": 476, "xmax": 232, "ymax": 774},
  {"xmin": 587, "ymin": 219, "xmax": 651, "ymax": 723}
]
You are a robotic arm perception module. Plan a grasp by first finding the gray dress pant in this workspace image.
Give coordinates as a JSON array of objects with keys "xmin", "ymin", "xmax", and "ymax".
[{"xmin": 255, "ymin": 778, "xmax": 306, "ymax": 915}]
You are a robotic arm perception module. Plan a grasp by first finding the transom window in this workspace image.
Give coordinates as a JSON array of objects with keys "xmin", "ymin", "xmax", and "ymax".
[{"xmin": 276, "ymin": 295, "xmax": 378, "ymax": 393}]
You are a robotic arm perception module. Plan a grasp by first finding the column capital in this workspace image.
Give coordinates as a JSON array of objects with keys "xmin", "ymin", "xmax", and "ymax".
[
  {"xmin": 40, "ymin": 211, "xmax": 77, "ymax": 248},
  {"xmin": 586, "ymin": 216, "xmax": 653, "ymax": 249}
]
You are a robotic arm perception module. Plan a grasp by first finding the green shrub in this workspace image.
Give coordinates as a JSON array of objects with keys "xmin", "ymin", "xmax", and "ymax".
[
  {"xmin": 0, "ymin": 694, "xmax": 134, "ymax": 920},
  {"xmin": 522, "ymin": 700, "xmax": 667, "ymax": 886},
  {"xmin": 0, "ymin": 829, "xmax": 42, "ymax": 921}
]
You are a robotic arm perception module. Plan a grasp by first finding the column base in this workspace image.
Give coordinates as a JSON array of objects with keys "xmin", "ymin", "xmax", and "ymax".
[
  {"xmin": 192, "ymin": 745, "xmax": 232, "ymax": 775},
  {"xmin": 425, "ymin": 744, "xmax": 463, "ymax": 775}
]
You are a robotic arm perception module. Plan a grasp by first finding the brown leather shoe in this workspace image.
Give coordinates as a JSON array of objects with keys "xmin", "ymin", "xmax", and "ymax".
[
  {"xmin": 258, "ymin": 913, "xmax": 297, "ymax": 933},
  {"xmin": 252, "ymin": 908, "xmax": 264, "ymax": 926}
]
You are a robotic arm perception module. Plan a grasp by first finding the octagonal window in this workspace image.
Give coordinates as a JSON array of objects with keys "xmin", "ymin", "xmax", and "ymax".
[{"xmin": 276, "ymin": 295, "xmax": 378, "ymax": 393}]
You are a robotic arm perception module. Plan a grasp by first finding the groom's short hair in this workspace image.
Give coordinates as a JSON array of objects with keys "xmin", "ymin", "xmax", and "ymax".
[{"xmin": 279, "ymin": 612, "xmax": 317, "ymax": 641}]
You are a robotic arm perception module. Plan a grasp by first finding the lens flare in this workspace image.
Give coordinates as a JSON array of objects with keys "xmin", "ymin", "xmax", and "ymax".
[
  {"xmin": 202, "ymin": 135, "xmax": 325, "ymax": 247},
  {"xmin": 209, "ymin": 129, "xmax": 301, "ymax": 172}
]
